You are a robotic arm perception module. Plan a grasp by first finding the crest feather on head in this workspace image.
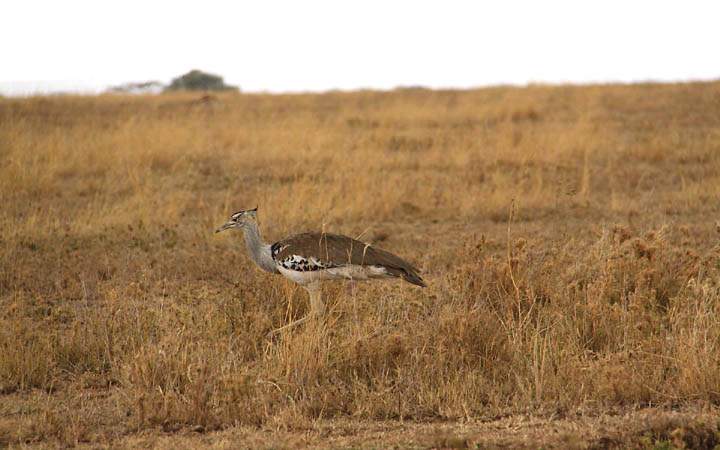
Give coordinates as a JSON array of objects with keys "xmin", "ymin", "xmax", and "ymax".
[{"xmin": 231, "ymin": 206, "xmax": 258, "ymax": 221}]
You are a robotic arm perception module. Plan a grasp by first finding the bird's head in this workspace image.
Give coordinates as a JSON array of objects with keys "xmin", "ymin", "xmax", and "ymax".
[{"xmin": 215, "ymin": 207, "xmax": 258, "ymax": 233}]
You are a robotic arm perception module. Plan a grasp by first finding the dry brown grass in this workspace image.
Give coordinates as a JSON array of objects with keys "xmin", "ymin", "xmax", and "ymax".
[{"xmin": 1, "ymin": 82, "xmax": 720, "ymax": 448}]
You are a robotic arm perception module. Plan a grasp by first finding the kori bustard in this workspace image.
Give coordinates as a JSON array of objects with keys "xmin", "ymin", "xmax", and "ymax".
[{"xmin": 215, "ymin": 207, "xmax": 426, "ymax": 335}]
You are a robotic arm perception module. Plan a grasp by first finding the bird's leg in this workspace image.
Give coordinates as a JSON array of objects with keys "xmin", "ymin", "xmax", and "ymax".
[
  {"xmin": 268, "ymin": 283, "xmax": 325, "ymax": 337},
  {"xmin": 307, "ymin": 282, "xmax": 326, "ymax": 317},
  {"xmin": 345, "ymin": 279, "xmax": 358, "ymax": 296}
]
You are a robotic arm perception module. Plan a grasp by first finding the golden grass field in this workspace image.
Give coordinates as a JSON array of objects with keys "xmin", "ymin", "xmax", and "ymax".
[{"xmin": 1, "ymin": 82, "xmax": 720, "ymax": 448}]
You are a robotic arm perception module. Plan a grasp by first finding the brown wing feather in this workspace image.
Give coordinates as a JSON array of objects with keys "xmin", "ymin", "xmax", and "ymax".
[{"xmin": 272, "ymin": 232, "xmax": 426, "ymax": 287}]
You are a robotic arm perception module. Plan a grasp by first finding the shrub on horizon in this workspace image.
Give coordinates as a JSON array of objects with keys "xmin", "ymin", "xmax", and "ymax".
[{"xmin": 165, "ymin": 69, "xmax": 238, "ymax": 92}]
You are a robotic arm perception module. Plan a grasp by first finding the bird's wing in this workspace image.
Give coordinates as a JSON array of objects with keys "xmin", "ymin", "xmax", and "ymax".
[{"xmin": 271, "ymin": 232, "xmax": 426, "ymax": 287}]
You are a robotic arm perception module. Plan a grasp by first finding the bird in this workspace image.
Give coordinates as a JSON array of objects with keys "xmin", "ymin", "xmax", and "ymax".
[{"xmin": 215, "ymin": 207, "xmax": 426, "ymax": 336}]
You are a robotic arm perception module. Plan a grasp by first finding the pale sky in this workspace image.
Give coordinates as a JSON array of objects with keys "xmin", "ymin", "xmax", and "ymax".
[{"xmin": 2, "ymin": 0, "xmax": 719, "ymax": 95}]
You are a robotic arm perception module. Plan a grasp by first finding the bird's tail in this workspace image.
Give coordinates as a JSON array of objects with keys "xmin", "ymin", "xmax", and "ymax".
[
  {"xmin": 398, "ymin": 268, "xmax": 427, "ymax": 287},
  {"xmin": 386, "ymin": 267, "xmax": 427, "ymax": 287}
]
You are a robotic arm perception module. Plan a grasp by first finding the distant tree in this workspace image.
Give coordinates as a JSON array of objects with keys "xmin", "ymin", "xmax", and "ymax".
[
  {"xmin": 107, "ymin": 81, "xmax": 165, "ymax": 94},
  {"xmin": 165, "ymin": 70, "xmax": 238, "ymax": 92}
]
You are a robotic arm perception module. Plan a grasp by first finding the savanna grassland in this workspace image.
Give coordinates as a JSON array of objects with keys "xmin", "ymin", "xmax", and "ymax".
[{"xmin": 1, "ymin": 82, "xmax": 720, "ymax": 449}]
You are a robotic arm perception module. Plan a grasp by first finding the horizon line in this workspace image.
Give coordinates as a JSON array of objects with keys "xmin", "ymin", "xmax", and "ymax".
[{"xmin": 1, "ymin": 76, "xmax": 719, "ymax": 98}]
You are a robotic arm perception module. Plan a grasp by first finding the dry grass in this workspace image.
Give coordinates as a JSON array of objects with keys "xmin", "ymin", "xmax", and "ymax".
[{"xmin": 1, "ymin": 82, "xmax": 720, "ymax": 448}]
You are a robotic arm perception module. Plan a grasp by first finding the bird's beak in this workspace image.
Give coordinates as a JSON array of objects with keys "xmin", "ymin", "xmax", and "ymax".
[{"xmin": 215, "ymin": 221, "xmax": 235, "ymax": 233}]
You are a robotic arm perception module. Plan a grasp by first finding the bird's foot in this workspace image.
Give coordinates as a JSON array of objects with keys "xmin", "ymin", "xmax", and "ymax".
[
  {"xmin": 266, "ymin": 328, "xmax": 284, "ymax": 339},
  {"xmin": 266, "ymin": 316, "xmax": 311, "ymax": 339}
]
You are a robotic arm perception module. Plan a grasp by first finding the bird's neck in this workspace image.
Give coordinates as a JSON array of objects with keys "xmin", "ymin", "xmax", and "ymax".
[{"xmin": 242, "ymin": 221, "xmax": 278, "ymax": 274}]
